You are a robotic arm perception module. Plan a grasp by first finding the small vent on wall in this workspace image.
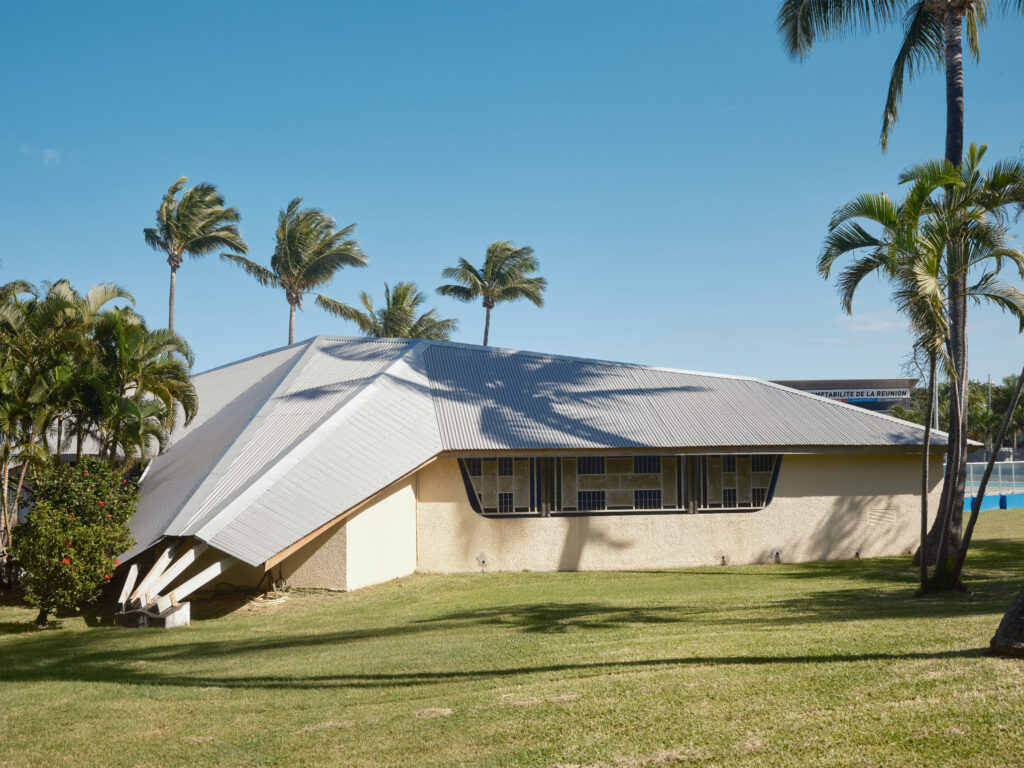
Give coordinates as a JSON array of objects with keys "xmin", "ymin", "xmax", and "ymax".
[{"xmin": 866, "ymin": 507, "xmax": 896, "ymax": 526}]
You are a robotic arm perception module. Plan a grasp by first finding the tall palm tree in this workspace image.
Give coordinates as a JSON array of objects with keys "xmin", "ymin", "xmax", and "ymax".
[
  {"xmin": 335, "ymin": 282, "xmax": 458, "ymax": 340},
  {"xmin": 221, "ymin": 198, "xmax": 368, "ymax": 345},
  {"xmin": 437, "ymin": 241, "xmax": 546, "ymax": 346},
  {"xmin": 144, "ymin": 177, "xmax": 248, "ymax": 332},
  {"xmin": 778, "ymin": 0, "xmax": 1024, "ymax": 566}
]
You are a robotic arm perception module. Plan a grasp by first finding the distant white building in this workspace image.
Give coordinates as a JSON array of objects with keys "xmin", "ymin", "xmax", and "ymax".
[{"xmin": 119, "ymin": 337, "xmax": 946, "ymax": 624}]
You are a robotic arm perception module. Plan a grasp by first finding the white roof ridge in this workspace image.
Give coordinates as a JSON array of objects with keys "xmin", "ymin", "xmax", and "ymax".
[
  {"xmin": 162, "ymin": 338, "xmax": 322, "ymax": 535},
  {"xmin": 194, "ymin": 339, "xmax": 436, "ymax": 543}
]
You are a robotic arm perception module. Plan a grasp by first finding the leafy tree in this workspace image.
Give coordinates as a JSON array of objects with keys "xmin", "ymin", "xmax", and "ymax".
[
  {"xmin": 144, "ymin": 177, "xmax": 248, "ymax": 332},
  {"xmin": 221, "ymin": 198, "xmax": 367, "ymax": 345},
  {"xmin": 11, "ymin": 457, "xmax": 136, "ymax": 629},
  {"xmin": 437, "ymin": 241, "xmax": 546, "ymax": 346},
  {"xmin": 334, "ymin": 282, "xmax": 458, "ymax": 340}
]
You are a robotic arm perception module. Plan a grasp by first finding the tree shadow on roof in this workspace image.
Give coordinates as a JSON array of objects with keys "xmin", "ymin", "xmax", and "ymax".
[{"xmin": 423, "ymin": 344, "xmax": 713, "ymax": 450}]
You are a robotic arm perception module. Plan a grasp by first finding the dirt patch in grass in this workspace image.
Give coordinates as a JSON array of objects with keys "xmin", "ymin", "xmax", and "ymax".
[
  {"xmin": 415, "ymin": 708, "xmax": 453, "ymax": 718},
  {"xmin": 182, "ymin": 736, "xmax": 214, "ymax": 744}
]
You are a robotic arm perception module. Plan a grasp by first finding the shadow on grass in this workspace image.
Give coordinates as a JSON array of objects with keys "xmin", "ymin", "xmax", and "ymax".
[
  {"xmin": 0, "ymin": 624, "xmax": 988, "ymax": 691},
  {"xmin": 415, "ymin": 602, "xmax": 681, "ymax": 633}
]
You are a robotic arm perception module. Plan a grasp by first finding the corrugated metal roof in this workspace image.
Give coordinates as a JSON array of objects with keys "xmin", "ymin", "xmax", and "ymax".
[
  {"xmin": 424, "ymin": 344, "xmax": 945, "ymax": 451},
  {"xmin": 128, "ymin": 336, "xmax": 948, "ymax": 566},
  {"xmin": 124, "ymin": 342, "xmax": 308, "ymax": 561}
]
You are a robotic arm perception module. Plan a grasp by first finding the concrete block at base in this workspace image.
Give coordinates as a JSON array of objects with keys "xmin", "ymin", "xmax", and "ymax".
[
  {"xmin": 151, "ymin": 602, "xmax": 191, "ymax": 628},
  {"xmin": 114, "ymin": 602, "xmax": 190, "ymax": 629}
]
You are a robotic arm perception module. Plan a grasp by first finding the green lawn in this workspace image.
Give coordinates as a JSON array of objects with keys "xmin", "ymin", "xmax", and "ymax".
[{"xmin": 2, "ymin": 513, "xmax": 1024, "ymax": 768}]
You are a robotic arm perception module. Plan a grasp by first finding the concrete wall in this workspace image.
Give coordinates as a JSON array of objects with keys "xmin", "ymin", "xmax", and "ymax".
[{"xmin": 415, "ymin": 453, "xmax": 944, "ymax": 573}]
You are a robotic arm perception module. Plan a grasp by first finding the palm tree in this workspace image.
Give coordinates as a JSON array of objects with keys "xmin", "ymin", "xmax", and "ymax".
[
  {"xmin": 90, "ymin": 307, "xmax": 197, "ymax": 463},
  {"xmin": 778, "ymin": 0, "xmax": 1024, "ymax": 574},
  {"xmin": 437, "ymin": 241, "xmax": 546, "ymax": 346},
  {"xmin": 335, "ymin": 282, "xmax": 458, "ymax": 340},
  {"xmin": 221, "ymin": 198, "xmax": 368, "ymax": 345},
  {"xmin": 819, "ymin": 147, "xmax": 1024, "ymax": 590},
  {"xmin": 144, "ymin": 177, "xmax": 248, "ymax": 332}
]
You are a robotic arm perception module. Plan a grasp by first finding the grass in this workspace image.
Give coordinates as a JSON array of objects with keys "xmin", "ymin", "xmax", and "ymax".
[{"xmin": 1, "ymin": 513, "xmax": 1024, "ymax": 768}]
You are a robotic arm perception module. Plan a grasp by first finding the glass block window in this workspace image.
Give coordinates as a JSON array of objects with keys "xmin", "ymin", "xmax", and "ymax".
[
  {"xmin": 722, "ymin": 455, "xmax": 737, "ymax": 472},
  {"xmin": 722, "ymin": 488, "xmax": 737, "ymax": 506},
  {"xmin": 465, "ymin": 458, "xmax": 482, "ymax": 477},
  {"xmin": 578, "ymin": 457, "xmax": 606, "ymax": 475},
  {"xmin": 751, "ymin": 487, "xmax": 768, "ymax": 507},
  {"xmin": 578, "ymin": 490, "xmax": 606, "ymax": 511},
  {"xmin": 633, "ymin": 456, "xmax": 661, "ymax": 474},
  {"xmin": 752, "ymin": 455, "xmax": 774, "ymax": 472},
  {"xmin": 498, "ymin": 492, "xmax": 514, "ymax": 513},
  {"xmin": 498, "ymin": 457, "xmax": 514, "ymax": 476},
  {"xmin": 634, "ymin": 489, "xmax": 662, "ymax": 509}
]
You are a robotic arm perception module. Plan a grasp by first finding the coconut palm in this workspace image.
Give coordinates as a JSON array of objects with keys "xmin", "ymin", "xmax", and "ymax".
[
  {"xmin": 335, "ymin": 282, "xmax": 458, "ymax": 340},
  {"xmin": 221, "ymin": 198, "xmax": 368, "ymax": 345},
  {"xmin": 437, "ymin": 241, "xmax": 546, "ymax": 346},
  {"xmin": 144, "ymin": 177, "xmax": 248, "ymax": 332}
]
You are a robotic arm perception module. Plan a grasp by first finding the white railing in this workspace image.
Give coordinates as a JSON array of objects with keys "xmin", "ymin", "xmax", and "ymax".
[{"xmin": 965, "ymin": 461, "xmax": 1024, "ymax": 496}]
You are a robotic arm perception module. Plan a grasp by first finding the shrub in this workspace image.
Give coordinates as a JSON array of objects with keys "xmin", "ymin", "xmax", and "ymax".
[{"xmin": 11, "ymin": 458, "xmax": 136, "ymax": 628}]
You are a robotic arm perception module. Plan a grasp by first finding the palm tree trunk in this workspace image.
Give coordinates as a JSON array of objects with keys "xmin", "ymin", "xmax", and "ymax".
[
  {"xmin": 920, "ymin": 353, "xmax": 937, "ymax": 593},
  {"xmin": 56, "ymin": 417, "xmax": 63, "ymax": 465},
  {"xmin": 483, "ymin": 305, "xmax": 492, "ymax": 346},
  {"xmin": 12, "ymin": 432, "xmax": 36, "ymax": 537},
  {"xmin": 168, "ymin": 264, "xmax": 177, "ymax": 333},
  {"xmin": 945, "ymin": 7, "xmax": 967, "ymax": 552},
  {"xmin": 951, "ymin": 362, "xmax": 1024, "ymax": 585},
  {"xmin": 75, "ymin": 423, "xmax": 83, "ymax": 462},
  {"xmin": 1, "ymin": 456, "xmax": 11, "ymax": 548},
  {"xmin": 990, "ymin": 585, "xmax": 1024, "ymax": 657},
  {"xmin": 288, "ymin": 302, "xmax": 296, "ymax": 346},
  {"xmin": 923, "ymin": 9, "xmax": 968, "ymax": 572},
  {"xmin": 932, "ymin": 366, "xmax": 964, "ymax": 588}
]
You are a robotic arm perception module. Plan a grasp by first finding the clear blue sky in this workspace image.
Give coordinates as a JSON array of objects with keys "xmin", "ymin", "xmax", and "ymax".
[{"xmin": 3, "ymin": 1, "xmax": 1023, "ymax": 381}]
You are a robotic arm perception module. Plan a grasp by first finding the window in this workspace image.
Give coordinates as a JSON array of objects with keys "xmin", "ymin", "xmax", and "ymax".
[
  {"xmin": 751, "ymin": 487, "xmax": 767, "ymax": 506},
  {"xmin": 578, "ymin": 457, "xmax": 606, "ymax": 475},
  {"xmin": 752, "ymin": 455, "xmax": 774, "ymax": 472},
  {"xmin": 633, "ymin": 456, "xmax": 661, "ymax": 474},
  {"xmin": 722, "ymin": 488, "xmax": 737, "ymax": 506},
  {"xmin": 578, "ymin": 490, "xmax": 606, "ymax": 511},
  {"xmin": 634, "ymin": 489, "xmax": 662, "ymax": 509},
  {"xmin": 498, "ymin": 457, "xmax": 514, "ymax": 476},
  {"xmin": 465, "ymin": 458, "xmax": 482, "ymax": 477},
  {"xmin": 722, "ymin": 455, "xmax": 736, "ymax": 472},
  {"xmin": 498, "ymin": 492, "xmax": 514, "ymax": 513}
]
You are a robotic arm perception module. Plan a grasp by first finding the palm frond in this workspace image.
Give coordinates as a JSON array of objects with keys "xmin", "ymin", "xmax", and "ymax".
[{"xmin": 777, "ymin": 0, "xmax": 904, "ymax": 60}]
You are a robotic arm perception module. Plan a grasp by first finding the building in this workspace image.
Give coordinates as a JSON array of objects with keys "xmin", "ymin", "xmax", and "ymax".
[
  {"xmin": 119, "ymin": 337, "xmax": 946, "ymax": 625},
  {"xmin": 771, "ymin": 379, "xmax": 917, "ymax": 412}
]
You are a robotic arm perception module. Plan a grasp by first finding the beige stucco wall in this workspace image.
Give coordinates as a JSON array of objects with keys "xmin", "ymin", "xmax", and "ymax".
[
  {"xmin": 415, "ymin": 454, "xmax": 944, "ymax": 573},
  {"xmin": 282, "ymin": 517, "xmax": 347, "ymax": 589},
  {"xmin": 344, "ymin": 476, "xmax": 418, "ymax": 591}
]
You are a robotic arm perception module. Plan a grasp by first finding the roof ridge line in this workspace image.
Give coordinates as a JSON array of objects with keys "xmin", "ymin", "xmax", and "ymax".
[
  {"xmin": 192, "ymin": 337, "xmax": 317, "ymax": 378},
  {"xmin": 161, "ymin": 339, "xmax": 321, "ymax": 536},
  {"xmin": 194, "ymin": 339, "xmax": 434, "ymax": 545}
]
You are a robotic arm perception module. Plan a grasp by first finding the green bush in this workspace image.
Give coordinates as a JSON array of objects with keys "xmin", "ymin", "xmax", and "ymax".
[{"xmin": 12, "ymin": 458, "xmax": 136, "ymax": 627}]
